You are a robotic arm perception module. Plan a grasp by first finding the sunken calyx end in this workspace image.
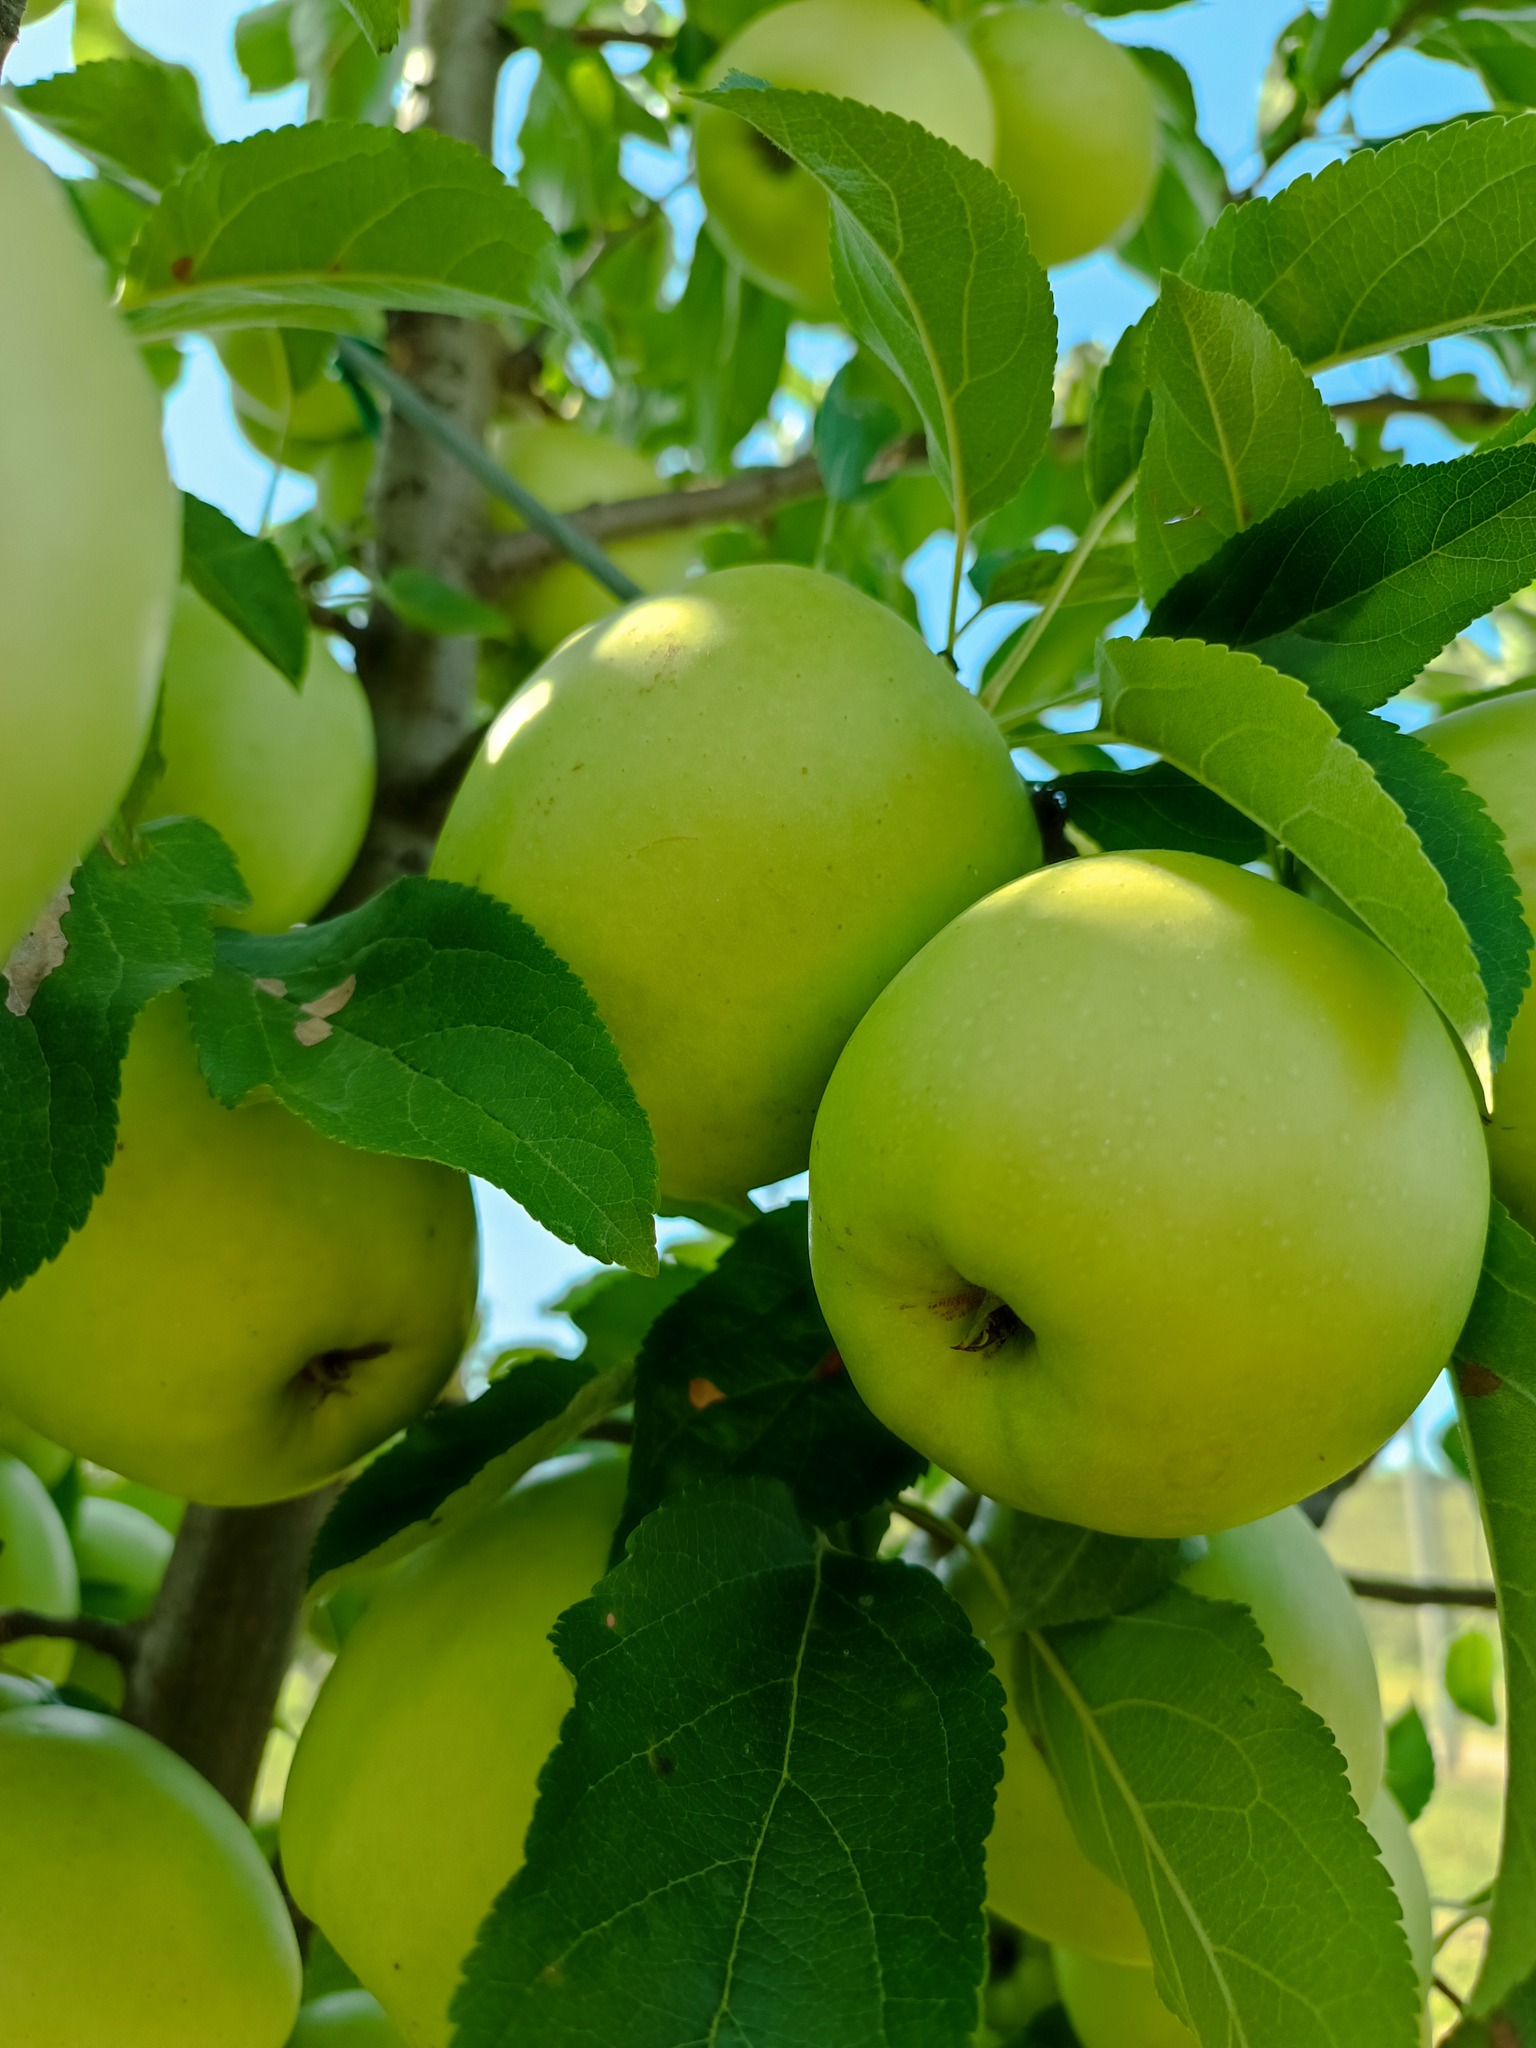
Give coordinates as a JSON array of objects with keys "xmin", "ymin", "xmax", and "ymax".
[
  {"xmin": 934, "ymin": 1286, "xmax": 1030, "ymax": 1359},
  {"xmin": 293, "ymin": 1341, "xmax": 393, "ymax": 1404}
]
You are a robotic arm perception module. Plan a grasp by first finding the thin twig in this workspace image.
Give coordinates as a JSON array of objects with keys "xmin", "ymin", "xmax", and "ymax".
[
  {"xmin": 0, "ymin": 1608, "xmax": 139, "ymax": 1667},
  {"xmin": 980, "ymin": 473, "xmax": 1137, "ymax": 715},
  {"xmin": 895, "ymin": 1495, "xmax": 1011, "ymax": 1615},
  {"xmin": 0, "ymin": 1, "xmax": 22, "ymax": 76},
  {"xmin": 1347, "ymin": 1575, "xmax": 1497, "ymax": 1610}
]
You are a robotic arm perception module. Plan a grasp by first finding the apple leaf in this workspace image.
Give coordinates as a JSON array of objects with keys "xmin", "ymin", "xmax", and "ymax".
[
  {"xmin": 1055, "ymin": 761, "xmax": 1266, "ymax": 865},
  {"xmin": 695, "ymin": 81, "xmax": 1055, "ymax": 535},
  {"xmin": 1446, "ymin": 1628, "xmax": 1500, "ymax": 1726},
  {"xmin": 972, "ymin": 542, "xmax": 1140, "ymax": 610},
  {"xmin": 1336, "ymin": 713, "xmax": 1530, "ymax": 1067},
  {"xmin": 339, "ymin": 0, "xmax": 400, "ymax": 54},
  {"xmin": 1098, "ymin": 635, "xmax": 1493, "ymax": 1094},
  {"xmin": 1183, "ymin": 117, "xmax": 1536, "ymax": 373},
  {"xmin": 307, "ymin": 1355, "xmax": 628, "ymax": 1591},
  {"xmin": 454, "ymin": 1478, "xmax": 1003, "ymax": 2048},
  {"xmin": 620, "ymin": 1202, "xmax": 923, "ymax": 1548},
  {"xmin": 0, "ymin": 820, "xmax": 247, "ymax": 1297},
  {"xmin": 1384, "ymin": 1704, "xmax": 1436, "ymax": 1825},
  {"xmin": 1085, "ymin": 310, "xmax": 1154, "ymax": 506},
  {"xmin": 1421, "ymin": 19, "xmax": 1536, "ymax": 109},
  {"xmin": 181, "ymin": 494, "xmax": 309, "ymax": 686},
  {"xmin": 1019, "ymin": 1587, "xmax": 1423, "ymax": 2048},
  {"xmin": 551, "ymin": 1250, "xmax": 722, "ymax": 1376},
  {"xmin": 376, "ymin": 567, "xmax": 510, "ymax": 642},
  {"xmin": 1135, "ymin": 276, "xmax": 1354, "ymax": 607},
  {"xmin": 9, "ymin": 58, "xmax": 211, "ymax": 196},
  {"xmin": 183, "ymin": 876, "xmax": 659, "ymax": 1274},
  {"xmin": 120, "ymin": 123, "xmax": 560, "ymax": 339},
  {"xmin": 1148, "ymin": 445, "xmax": 1536, "ymax": 719},
  {"xmin": 997, "ymin": 1512, "xmax": 1180, "ymax": 1632},
  {"xmin": 1453, "ymin": 1200, "xmax": 1536, "ymax": 2012}
]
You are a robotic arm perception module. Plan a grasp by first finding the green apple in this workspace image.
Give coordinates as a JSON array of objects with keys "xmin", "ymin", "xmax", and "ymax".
[
  {"xmin": 149, "ymin": 587, "xmax": 376, "ymax": 932},
  {"xmin": 0, "ymin": 1455, "xmax": 79, "ymax": 1687},
  {"xmin": 0, "ymin": 1703, "xmax": 301, "ymax": 2047},
  {"xmin": 1421, "ymin": 692, "xmax": 1536, "ymax": 1233},
  {"xmin": 282, "ymin": 1452, "xmax": 628, "ymax": 2048},
  {"xmin": 287, "ymin": 1991, "xmax": 406, "ymax": 2046},
  {"xmin": 0, "ymin": 1672, "xmax": 54, "ymax": 1713},
  {"xmin": 0, "ymin": 993, "xmax": 478, "ymax": 1507},
  {"xmin": 969, "ymin": 4, "xmax": 1159, "ymax": 268},
  {"xmin": 433, "ymin": 563, "xmax": 1039, "ymax": 1205},
  {"xmin": 810, "ymin": 851, "xmax": 1489, "ymax": 1536},
  {"xmin": 695, "ymin": 0, "xmax": 996, "ymax": 316},
  {"xmin": 0, "ymin": 1410, "xmax": 72, "ymax": 1489},
  {"xmin": 488, "ymin": 419, "xmax": 700, "ymax": 657},
  {"xmin": 952, "ymin": 1504, "xmax": 1383, "ymax": 1962},
  {"xmin": 216, "ymin": 331, "xmax": 376, "ymax": 528},
  {"xmin": 1365, "ymin": 1786, "xmax": 1434, "ymax": 2045},
  {"xmin": 0, "ymin": 119, "xmax": 178, "ymax": 959},
  {"xmin": 74, "ymin": 1496, "xmax": 174, "ymax": 1622}
]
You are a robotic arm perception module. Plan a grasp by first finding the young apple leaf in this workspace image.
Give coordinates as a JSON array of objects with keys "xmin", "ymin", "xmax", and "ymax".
[
  {"xmin": 454, "ymin": 1479, "xmax": 1003, "ymax": 2048},
  {"xmin": 1085, "ymin": 310, "xmax": 1154, "ymax": 506},
  {"xmin": 1135, "ymin": 275, "xmax": 1354, "ymax": 606},
  {"xmin": 1183, "ymin": 117, "xmax": 1536, "ymax": 372},
  {"xmin": 972, "ymin": 542, "xmax": 1140, "ymax": 610},
  {"xmin": 376, "ymin": 567, "xmax": 510, "ymax": 642},
  {"xmin": 339, "ymin": 0, "xmax": 400, "ymax": 54},
  {"xmin": 1384, "ymin": 1704, "xmax": 1436, "ymax": 1824},
  {"xmin": 1098, "ymin": 636, "xmax": 1493, "ymax": 1094},
  {"xmin": 183, "ymin": 876, "xmax": 659, "ymax": 1274},
  {"xmin": 695, "ymin": 81, "xmax": 1055, "ymax": 534},
  {"xmin": 1305, "ymin": 0, "xmax": 1398, "ymax": 102},
  {"xmin": 1336, "ymin": 713, "xmax": 1531, "ymax": 1066},
  {"xmin": 0, "ymin": 820, "xmax": 247, "ymax": 1296},
  {"xmin": 997, "ymin": 1511, "xmax": 1180, "ymax": 1632},
  {"xmin": 551, "ymin": 1245, "xmax": 722, "ymax": 1376},
  {"xmin": 307, "ymin": 1356, "xmax": 627, "ymax": 1590},
  {"xmin": 1453, "ymin": 1200, "xmax": 1536, "ymax": 2011},
  {"xmin": 10, "ymin": 58, "xmax": 211, "ymax": 197},
  {"xmin": 1148, "ymin": 445, "xmax": 1536, "ymax": 718},
  {"xmin": 1055, "ymin": 761, "xmax": 1266, "ymax": 865},
  {"xmin": 621, "ymin": 1202, "xmax": 923, "ymax": 1545},
  {"xmin": 181, "ymin": 494, "xmax": 309, "ymax": 686},
  {"xmin": 120, "ymin": 123, "xmax": 559, "ymax": 339},
  {"xmin": 1019, "ymin": 1587, "xmax": 1423, "ymax": 2048},
  {"xmin": 1446, "ymin": 1628, "xmax": 1500, "ymax": 1726},
  {"xmin": 1118, "ymin": 48, "xmax": 1230, "ymax": 283}
]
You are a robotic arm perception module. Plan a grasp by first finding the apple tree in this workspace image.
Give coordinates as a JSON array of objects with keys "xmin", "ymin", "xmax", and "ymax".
[{"xmin": 0, "ymin": 1, "xmax": 1533, "ymax": 2044}]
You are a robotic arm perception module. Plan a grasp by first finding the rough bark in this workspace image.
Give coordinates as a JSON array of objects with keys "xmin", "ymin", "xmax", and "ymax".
[{"xmin": 123, "ymin": 0, "xmax": 507, "ymax": 1815}]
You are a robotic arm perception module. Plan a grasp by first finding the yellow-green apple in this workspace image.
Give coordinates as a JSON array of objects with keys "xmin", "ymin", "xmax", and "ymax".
[
  {"xmin": 287, "ymin": 1991, "xmax": 406, "ymax": 2046},
  {"xmin": 0, "ymin": 1703, "xmax": 301, "ymax": 2047},
  {"xmin": 969, "ymin": 4, "xmax": 1159, "ymax": 267},
  {"xmin": 281, "ymin": 1452, "xmax": 628, "ymax": 2048},
  {"xmin": 433, "ymin": 563, "xmax": 1038, "ymax": 1205},
  {"xmin": 0, "ymin": 1455, "xmax": 78, "ymax": 1686},
  {"xmin": 217, "ymin": 331, "xmax": 376, "ymax": 528},
  {"xmin": 488, "ymin": 419, "xmax": 700, "ymax": 657},
  {"xmin": 0, "ymin": 993, "xmax": 478, "ymax": 1507},
  {"xmin": 1366, "ymin": 1786, "xmax": 1434, "ymax": 2044},
  {"xmin": 951, "ymin": 1504, "xmax": 1383, "ymax": 1961},
  {"xmin": 810, "ymin": 851, "xmax": 1488, "ymax": 1536},
  {"xmin": 149, "ymin": 588, "xmax": 375, "ymax": 931},
  {"xmin": 0, "ymin": 1411, "xmax": 71, "ymax": 1489},
  {"xmin": 1421, "ymin": 693, "xmax": 1536, "ymax": 1233},
  {"xmin": 0, "ymin": 120, "xmax": 178, "ymax": 958},
  {"xmin": 0, "ymin": 1672, "xmax": 52, "ymax": 1713},
  {"xmin": 695, "ymin": 0, "xmax": 996, "ymax": 316},
  {"xmin": 74, "ymin": 1496, "xmax": 174, "ymax": 1622}
]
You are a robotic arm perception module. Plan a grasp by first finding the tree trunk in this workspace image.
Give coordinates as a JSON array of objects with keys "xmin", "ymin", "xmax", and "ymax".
[{"xmin": 124, "ymin": 0, "xmax": 506, "ymax": 1813}]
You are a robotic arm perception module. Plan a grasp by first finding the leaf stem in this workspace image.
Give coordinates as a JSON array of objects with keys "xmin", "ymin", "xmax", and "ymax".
[
  {"xmin": 896, "ymin": 1494, "xmax": 1011, "ymax": 1617},
  {"xmin": 336, "ymin": 337, "xmax": 643, "ymax": 605},
  {"xmin": 944, "ymin": 529, "xmax": 968, "ymax": 661},
  {"xmin": 980, "ymin": 473, "xmax": 1136, "ymax": 715}
]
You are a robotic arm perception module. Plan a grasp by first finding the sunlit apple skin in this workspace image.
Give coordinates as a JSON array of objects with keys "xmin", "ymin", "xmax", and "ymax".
[
  {"xmin": 287, "ymin": 1991, "xmax": 406, "ymax": 2046},
  {"xmin": 969, "ymin": 5, "xmax": 1159, "ymax": 268},
  {"xmin": 434, "ymin": 564, "xmax": 1037, "ymax": 1205},
  {"xmin": 811, "ymin": 852, "xmax": 1488, "ymax": 1536},
  {"xmin": 150, "ymin": 588, "xmax": 375, "ymax": 932},
  {"xmin": 0, "ymin": 120, "xmax": 177, "ymax": 958},
  {"xmin": 0, "ymin": 1704, "xmax": 301, "ymax": 2048},
  {"xmin": 0, "ymin": 994, "xmax": 478, "ymax": 1507},
  {"xmin": 74, "ymin": 1496, "xmax": 174, "ymax": 1622},
  {"xmin": 488, "ymin": 420, "xmax": 699, "ymax": 657},
  {"xmin": 1421, "ymin": 693, "xmax": 1536, "ymax": 1233},
  {"xmin": 0, "ymin": 1455, "xmax": 79, "ymax": 1687},
  {"xmin": 282, "ymin": 1453, "xmax": 628, "ymax": 2048},
  {"xmin": 696, "ymin": 0, "xmax": 996, "ymax": 317},
  {"xmin": 952, "ymin": 1504, "xmax": 1382, "ymax": 1962}
]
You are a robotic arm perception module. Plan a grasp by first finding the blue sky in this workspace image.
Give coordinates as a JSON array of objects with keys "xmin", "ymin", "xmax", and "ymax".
[{"xmin": 5, "ymin": 5, "xmax": 1495, "ymax": 1425}]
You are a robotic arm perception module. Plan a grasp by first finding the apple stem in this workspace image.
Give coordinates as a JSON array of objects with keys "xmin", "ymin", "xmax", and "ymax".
[{"xmin": 896, "ymin": 1494, "xmax": 1014, "ymax": 1619}]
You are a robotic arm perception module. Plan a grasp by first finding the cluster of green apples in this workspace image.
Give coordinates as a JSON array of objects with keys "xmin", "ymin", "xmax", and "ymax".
[{"xmin": 696, "ymin": 0, "xmax": 1161, "ymax": 315}]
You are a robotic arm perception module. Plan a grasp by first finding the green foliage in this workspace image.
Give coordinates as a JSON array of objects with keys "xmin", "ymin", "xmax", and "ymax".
[
  {"xmin": 454, "ymin": 1479, "xmax": 1004, "ymax": 2048},
  {"xmin": 1055, "ymin": 761, "xmax": 1265, "ymax": 864},
  {"xmin": 0, "ymin": 821, "xmax": 247, "ymax": 1296},
  {"xmin": 997, "ymin": 1513, "xmax": 1181, "ymax": 1631},
  {"xmin": 376, "ymin": 568, "xmax": 510, "ymax": 642},
  {"xmin": 1020, "ymin": 1587, "xmax": 1422, "ymax": 2047},
  {"xmin": 1098, "ymin": 635, "xmax": 1494, "ymax": 1090},
  {"xmin": 697, "ymin": 81, "xmax": 1056, "ymax": 535},
  {"xmin": 11, "ymin": 58, "xmax": 211, "ymax": 195},
  {"xmin": 336, "ymin": 0, "xmax": 398, "ymax": 55},
  {"xmin": 1448, "ymin": 1628, "xmax": 1501, "ymax": 1726},
  {"xmin": 1384, "ymin": 1704, "xmax": 1436, "ymax": 1823},
  {"xmin": 121, "ymin": 123, "xmax": 560, "ymax": 338},
  {"xmin": 622, "ymin": 1203, "xmax": 923, "ymax": 1545},
  {"xmin": 184, "ymin": 877, "xmax": 659, "ymax": 1273},
  {"xmin": 180, "ymin": 494, "xmax": 309, "ymax": 685}
]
